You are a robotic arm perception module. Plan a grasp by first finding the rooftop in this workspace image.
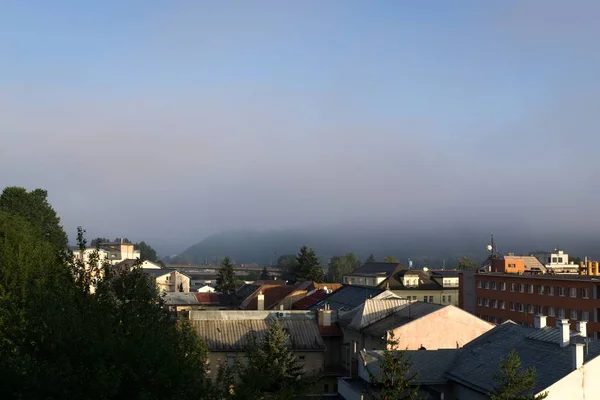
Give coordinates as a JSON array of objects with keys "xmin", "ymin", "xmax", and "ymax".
[
  {"xmin": 362, "ymin": 302, "xmax": 446, "ymax": 337},
  {"xmin": 352, "ymin": 262, "xmax": 407, "ymax": 276},
  {"xmin": 309, "ymin": 285, "xmax": 388, "ymax": 312},
  {"xmin": 379, "ymin": 269, "xmax": 444, "ymax": 291},
  {"xmin": 477, "ymin": 272, "xmax": 600, "ymax": 282}
]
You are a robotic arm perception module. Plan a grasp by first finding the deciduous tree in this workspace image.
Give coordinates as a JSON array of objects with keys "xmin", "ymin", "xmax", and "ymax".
[
  {"xmin": 383, "ymin": 255, "xmax": 399, "ymax": 263},
  {"xmin": 489, "ymin": 349, "xmax": 548, "ymax": 400},
  {"xmin": 457, "ymin": 256, "xmax": 479, "ymax": 270},
  {"xmin": 366, "ymin": 253, "xmax": 376, "ymax": 263},
  {"xmin": 216, "ymin": 256, "xmax": 237, "ymax": 293},
  {"xmin": 328, "ymin": 253, "xmax": 360, "ymax": 282}
]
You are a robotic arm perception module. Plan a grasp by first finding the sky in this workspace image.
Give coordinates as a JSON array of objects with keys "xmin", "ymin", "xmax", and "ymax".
[{"xmin": 1, "ymin": 1, "xmax": 599, "ymax": 254}]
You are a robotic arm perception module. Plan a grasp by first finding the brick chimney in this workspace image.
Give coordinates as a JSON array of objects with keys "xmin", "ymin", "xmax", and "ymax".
[
  {"xmin": 577, "ymin": 321, "xmax": 587, "ymax": 338},
  {"xmin": 534, "ymin": 314, "xmax": 547, "ymax": 329},
  {"xmin": 257, "ymin": 291, "xmax": 265, "ymax": 311},
  {"xmin": 572, "ymin": 343, "xmax": 584, "ymax": 370},
  {"xmin": 557, "ymin": 319, "xmax": 570, "ymax": 347}
]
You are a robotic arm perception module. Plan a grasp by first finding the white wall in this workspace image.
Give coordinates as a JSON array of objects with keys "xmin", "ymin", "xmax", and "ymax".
[{"xmin": 543, "ymin": 355, "xmax": 600, "ymax": 400}]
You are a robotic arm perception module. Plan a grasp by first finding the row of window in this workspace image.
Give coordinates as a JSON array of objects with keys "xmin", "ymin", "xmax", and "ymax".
[
  {"xmin": 478, "ymin": 280, "xmax": 591, "ymax": 298},
  {"xmin": 421, "ymin": 295, "xmax": 453, "ymax": 304},
  {"xmin": 477, "ymin": 297, "xmax": 590, "ymax": 321}
]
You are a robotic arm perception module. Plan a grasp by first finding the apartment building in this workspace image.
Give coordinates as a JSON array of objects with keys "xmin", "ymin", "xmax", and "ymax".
[
  {"xmin": 379, "ymin": 269, "xmax": 460, "ymax": 306},
  {"xmin": 475, "ymin": 273, "xmax": 600, "ymax": 337}
]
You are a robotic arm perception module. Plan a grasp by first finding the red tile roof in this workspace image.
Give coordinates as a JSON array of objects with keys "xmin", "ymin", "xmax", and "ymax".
[
  {"xmin": 292, "ymin": 290, "xmax": 329, "ymax": 310},
  {"xmin": 240, "ymin": 285, "xmax": 297, "ymax": 310},
  {"xmin": 194, "ymin": 293, "xmax": 221, "ymax": 305}
]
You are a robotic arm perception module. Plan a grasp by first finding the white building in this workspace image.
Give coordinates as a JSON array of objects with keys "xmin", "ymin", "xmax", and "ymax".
[
  {"xmin": 532, "ymin": 250, "xmax": 579, "ymax": 274},
  {"xmin": 72, "ymin": 240, "xmax": 141, "ymax": 266}
]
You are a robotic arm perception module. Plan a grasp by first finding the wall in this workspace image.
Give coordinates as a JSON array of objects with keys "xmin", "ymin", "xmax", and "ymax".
[
  {"xmin": 475, "ymin": 274, "xmax": 600, "ymax": 337},
  {"xmin": 389, "ymin": 289, "xmax": 459, "ymax": 306},
  {"xmin": 343, "ymin": 275, "xmax": 386, "ymax": 287},
  {"xmin": 459, "ymin": 270, "xmax": 476, "ymax": 314},
  {"xmin": 156, "ymin": 271, "xmax": 190, "ymax": 293},
  {"xmin": 543, "ymin": 354, "xmax": 600, "ymax": 400},
  {"xmin": 389, "ymin": 306, "xmax": 492, "ymax": 350}
]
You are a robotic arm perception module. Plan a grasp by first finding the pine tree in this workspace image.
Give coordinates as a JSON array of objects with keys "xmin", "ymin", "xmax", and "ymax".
[
  {"xmin": 490, "ymin": 349, "xmax": 548, "ymax": 400},
  {"xmin": 366, "ymin": 253, "xmax": 376, "ymax": 263},
  {"xmin": 294, "ymin": 246, "xmax": 324, "ymax": 282},
  {"xmin": 259, "ymin": 267, "xmax": 270, "ymax": 280},
  {"xmin": 367, "ymin": 331, "xmax": 420, "ymax": 400},
  {"xmin": 216, "ymin": 257, "xmax": 236, "ymax": 294}
]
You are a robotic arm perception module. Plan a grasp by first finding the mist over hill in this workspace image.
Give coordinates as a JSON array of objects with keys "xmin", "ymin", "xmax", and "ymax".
[{"xmin": 171, "ymin": 224, "xmax": 600, "ymax": 267}]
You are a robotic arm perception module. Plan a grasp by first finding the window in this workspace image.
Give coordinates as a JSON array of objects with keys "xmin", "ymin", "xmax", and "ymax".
[
  {"xmin": 423, "ymin": 296, "xmax": 428, "ymax": 303},
  {"xmin": 334, "ymin": 383, "xmax": 338, "ymax": 393},
  {"xmin": 527, "ymin": 304, "xmax": 534, "ymax": 314},
  {"xmin": 558, "ymin": 257, "xmax": 563, "ymax": 263},
  {"xmin": 526, "ymin": 284, "xmax": 533, "ymax": 294},
  {"xmin": 552, "ymin": 257, "xmax": 558, "ymax": 263},
  {"xmin": 227, "ymin": 356, "xmax": 235, "ymax": 367},
  {"xmin": 500, "ymin": 282, "xmax": 506, "ymax": 291},
  {"xmin": 499, "ymin": 300, "xmax": 505, "ymax": 309},
  {"xmin": 570, "ymin": 288, "xmax": 577, "ymax": 298},
  {"xmin": 490, "ymin": 281, "xmax": 497, "ymax": 290},
  {"xmin": 510, "ymin": 302, "xmax": 515, "ymax": 311},
  {"xmin": 324, "ymin": 384, "xmax": 329, "ymax": 393},
  {"xmin": 535, "ymin": 305, "xmax": 541, "ymax": 314},
  {"xmin": 517, "ymin": 303, "xmax": 524, "ymax": 312},
  {"xmin": 538, "ymin": 285, "xmax": 545, "ymax": 295},
  {"xmin": 448, "ymin": 295, "xmax": 452, "ymax": 303},
  {"xmin": 559, "ymin": 308, "xmax": 566, "ymax": 318},
  {"xmin": 548, "ymin": 307, "xmax": 555, "ymax": 317},
  {"xmin": 484, "ymin": 299, "xmax": 490, "ymax": 307},
  {"xmin": 477, "ymin": 280, "xmax": 482, "ymax": 288},
  {"xmin": 428, "ymin": 296, "xmax": 433, "ymax": 303},
  {"xmin": 519, "ymin": 284, "xmax": 525, "ymax": 293},
  {"xmin": 559, "ymin": 287, "xmax": 566, "ymax": 297},
  {"xmin": 582, "ymin": 311, "xmax": 590, "ymax": 321},
  {"xmin": 442, "ymin": 295, "xmax": 446, "ymax": 303},
  {"xmin": 548, "ymin": 286, "xmax": 554, "ymax": 296},
  {"xmin": 571, "ymin": 310, "xmax": 578, "ymax": 320},
  {"xmin": 483, "ymin": 281, "xmax": 489, "ymax": 289},
  {"xmin": 510, "ymin": 283, "xmax": 516, "ymax": 292},
  {"xmin": 508, "ymin": 263, "xmax": 516, "ymax": 269},
  {"xmin": 299, "ymin": 355, "xmax": 306, "ymax": 360},
  {"xmin": 582, "ymin": 288, "xmax": 590, "ymax": 299}
]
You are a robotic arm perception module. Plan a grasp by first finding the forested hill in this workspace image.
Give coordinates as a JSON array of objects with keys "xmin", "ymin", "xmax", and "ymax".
[{"xmin": 171, "ymin": 226, "xmax": 600, "ymax": 267}]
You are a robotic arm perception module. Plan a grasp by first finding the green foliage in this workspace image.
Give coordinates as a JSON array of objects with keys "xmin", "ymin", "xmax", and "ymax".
[
  {"xmin": 91, "ymin": 237, "xmax": 110, "ymax": 247},
  {"xmin": 328, "ymin": 253, "xmax": 360, "ymax": 282},
  {"xmin": 235, "ymin": 320, "xmax": 306, "ymax": 398},
  {"xmin": 294, "ymin": 246, "xmax": 324, "ymax": 282},
  {"xmin": 457, "ymin": 256, "xmax": 479, "ymax": 271},
  {"xmin": 216, "ymin": 257, "xmax": 237, "ymax": 293},
  {"xmin": 383, "ymin": 255, "xmax": 399, "ymax": 263},
  {"xmin": 490, "ymin": 349, "xmax": 548, "ymax": 400},
  {"xmin": 0, "ymin": 187, "xmax": 69, "ymax": 255},
  {"xmin": 0, "ymin": 190, "xmax": 212, "ymax": 399},
  {"xmin": 259, "ymin": 267, "xmax": 270, "ymax": 280},
  {"xmin": 367, "ymin": 331, "xmax": 420, "ymax": 400},
  {"xmin": 366, "ymin": 253, "xmax": 376, "ymax": 263},
  {"xmin": 135, "ymin": 241, "xmax": 158, "ymax": 262}
]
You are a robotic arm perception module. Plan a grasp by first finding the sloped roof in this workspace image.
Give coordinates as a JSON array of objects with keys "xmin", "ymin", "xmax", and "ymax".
[
  {"xmin": 379, "ymin": 270, "xmax": 443, "ymax": 291},
  {"xmin": 309, "ymin": 285, "xmax": 385, "ymax": 312},
  {"xmin": 352, "ymin": 262, "xmax": 406, "ymax": 275},
  {"xmin": 293, "ymin": 290, "xmax": 329, "ymax": 310},
  {"xmin": 142, "ymin": 268, "xmax": 174, "ymax": 278},
  {"xmin": 162, "ymin": 292, "xmax": 227, "ymax": 306},
  {"xmin": 189, "ymin": 318, "xmax": 326, "ymax": 351},
  {"xmin": 362, "ymin": 302, "xmax": 446, "ymax": 337},
  {"xmin": 362, "ymin": 349, "xmax": 458, "ymax": 385},
  {"xmin": 504, "ymin": 255, "xmax": 548, "ymax": 272},
  {"xmin": 240, "ymin": 284, "xmax": 297, "ymax": 310},
  {"xmin": 340, "ymin": 298, "xmax": 414, "ymax": 331},
  {"xmin": 446, "ymin": 321, "xmax": 600, "ymax": 394}
]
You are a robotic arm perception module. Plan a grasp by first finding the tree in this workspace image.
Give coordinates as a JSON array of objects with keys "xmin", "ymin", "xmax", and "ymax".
[
  {"xmin": 277, "ymin": 254, "xmax": 299, "ymax": 281},
  {"xmin": 383, "ymin": 255, "xmax": 399, "ymax": 263},
  {"xmin": 366, "ymin": 253, "xmax": 376, "ymax": 263},
  {"xmin": 259, "ymin": 267, "xmax": 270, "ymax": 280},
  {"xmin": 91, "ymin": 237, "xmax": 110, "ymax": 247},
  {"xmin": 489, "ymin": 349, "xmax": 548, "ymax": 400},
  {"xmin": 0, "ymin": 187, "xmax": 69, "ymax": 255},
  {"xmin": 457, "ymin": 256, "xmax": 479, "ymax": 271},
  {"xmin": 294, "ymin": 246, "xmax": 324, "ymax": 282},
  {"xmin": 328, "ymin": 253, "xmax": 360, "ymax": 282},
  {"xmin": 216, "ymin": 257, "xmax": 237, "ymax": 293},
  {"xmin": 135, "ymin": 241, "xmax": 158, "ymax": 262},
  {"xmin": 366, "ymin": 331, "xmax": 420, "ymax": 400},
  {"xmin": 235, "ymin": 319, "xmax": 305, "ymax": 398}
]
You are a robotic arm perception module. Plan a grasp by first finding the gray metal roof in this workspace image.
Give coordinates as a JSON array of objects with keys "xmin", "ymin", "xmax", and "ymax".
[
  {"xmin": 142, "ymin": 268, "xmax": 174, "ymax": 278},
  {"xmin": 309, "ymin": 285, "xmax": 384, "ymax": 312},
  {"xmin": 353, "ymin": 262, "xmax": 405, "ymax": 275},
  {"xmin": 362, "ymin": 349, "xmax": 459, "ymax": 385},
  {"xmin": 189, "ymin": 317, "xmax": 326, "ymax": 352},
  {"xmin": 362, "ymin": 302, "xmax": 445, "ymax": 337},
  {"xmin": 446, "ymin": 321, "xmax": 600, "ymax": 395}
]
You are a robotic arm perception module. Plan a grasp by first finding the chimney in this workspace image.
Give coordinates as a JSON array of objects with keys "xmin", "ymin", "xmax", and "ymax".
[
  {"xmin": 257, "ymin": 291, "xmax": 265, "ymax": 311},
  {"xmin": 557, "ymin": 319, "xmax": 570, "ymax": 347},
  {"xmin": 318, "ymin": 304, "xmax": 331, "ymax": 327},
  {"xmin": 577, "ymin": 321, "xmax": 587, "ymax": 338},
  {"xmin": 572, "ymin": 343, "xmax": 584, "ymax": 370},
  {"xmin": 534, "ymin": 314, "xmax": 547, "ymax": 329}
]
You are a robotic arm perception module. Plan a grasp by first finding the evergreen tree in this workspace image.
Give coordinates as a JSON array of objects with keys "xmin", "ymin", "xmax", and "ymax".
[
  {"xmin": 366, "ymin": 253, "xmax": 376, "ymax": 263},
  {"xmin": 367, "ymin": 331, "xmax": 420, "ymax": 400},
  {"xmin": 383, "ymin": 255, "xmax": 399, "ymax": 263},
  {"xmin": 216, "ymin": 256, "xmax": 236, "ymax": 293},
  {"xmin": 328, "ymin": 253, "xmax": 360, "ymax": 282},
  {"xmin": 294, "ymin": 246, "xmax": 324, "ymax": 282},
  {"xmin": 259, "ymin": 267, "xmax": 270, "ymax": 280},
  {"xmin": 135, "ymin": 241, "xmax": 158, "ymax": 262},
  {"xmin": 490, "ymin": 349, "xmax": 548, "ymax": 400},
  {"xmin": 236, "ymin": 320, "xmax": 305, "ymax": 398}
]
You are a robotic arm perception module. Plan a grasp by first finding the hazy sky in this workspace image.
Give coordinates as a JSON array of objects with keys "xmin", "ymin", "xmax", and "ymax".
[{"xmin": 1, "ymin": 1, "xmax": 599, "ymax": 253}]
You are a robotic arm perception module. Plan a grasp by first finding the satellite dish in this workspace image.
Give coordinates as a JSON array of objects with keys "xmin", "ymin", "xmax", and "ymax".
[{"xmin": 487, "ymin": 245, "xmax": 493, "ymax": 251}]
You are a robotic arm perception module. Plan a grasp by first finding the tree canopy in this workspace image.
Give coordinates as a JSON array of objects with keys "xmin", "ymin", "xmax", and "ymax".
[
  {"xmin": 259, "ymin": 267, "xmax": 270, "ymax": 280},
  {"xmin": 490, "ymin": 349, "xmax": 548, "ymax": 400},
  {"xmin": 457, "ymin": 256, "xmax": 479, "ymax": 270},
  {"xmin": 135, "ymin": 241, "xmax": 158, "ymax": 262},
  {"xmin": 365, "ymin": 253, "xmax": 376, "ymax": 263},
  {"xmin": 328, "ymin": 253, "xmax": 360, "ymax": 282},
  {"xmin": 216, "ymin": 256, "xmax": 237, "ymax": 293},
  {"xmin": 383, "ymin": 255, "xmax": 399, "ymax": 263},
  {"xmin": 293, "ymin": 246, "xmax": 324, "ymax": 282}
]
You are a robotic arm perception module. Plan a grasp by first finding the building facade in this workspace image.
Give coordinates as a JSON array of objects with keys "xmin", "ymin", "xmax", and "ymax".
[{"xmin": 475, "ymin": 273, "xmax": 600, "ymax": 337}]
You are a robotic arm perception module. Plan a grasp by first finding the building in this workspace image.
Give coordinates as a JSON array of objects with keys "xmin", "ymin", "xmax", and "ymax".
[
  {"xmin": 238, "ymin": 281, "xmax": 342, "ymax": 311},
  {"xmin": 378, "ymin": 269, "xmax": 460, "ymax": 306},
  {"xmin": 490, "ymin": 254, "xmax": 547, "ymax": 274},
  {"xmin": 458, "ymin": 270, "xmax": 477, "ymax": 314},
  {"xmin": 72, "ymin": 239, "xmax": 141, "ymax": 266},
  {"xmin": 342, "ymin": 262, "xmax": 406, "ymax": 286},
  {"xmin": 113, "ymin": 259, "xmax": 161, "ymax": 271},
  {"xmin": 188, "ymin": 309, "xmax": 337, "ymax": 394},
  {"xmin": 532, "ymin": 249, "xmax": 579, "ymax": 274},
  {"xmin": 309, "ymin": 285, "xmax": 396, "ymax": 312},
  {"xmin": 143, "ymin": 269, "xmax": 191, "ymax": 293},
  {"xmin": 474, "ymin": 272, "xmax": 600, "ymax": 337},
  {"xmin": 340, "ymin": 318, "xmax": 600, "ymax": 400}
]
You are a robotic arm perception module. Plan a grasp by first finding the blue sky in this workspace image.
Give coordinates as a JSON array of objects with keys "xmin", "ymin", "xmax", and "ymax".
[{"xmin": 1, "ymin": 1, "xmax": 599, "ymax": 252}]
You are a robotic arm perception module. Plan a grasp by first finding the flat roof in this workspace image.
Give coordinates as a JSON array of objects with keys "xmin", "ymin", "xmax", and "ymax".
[{"xmin": 477, "ymin": 272, "xmax": 600, "ymax": 282}]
